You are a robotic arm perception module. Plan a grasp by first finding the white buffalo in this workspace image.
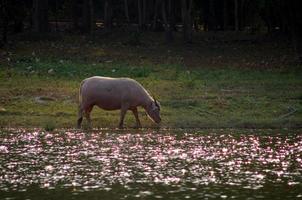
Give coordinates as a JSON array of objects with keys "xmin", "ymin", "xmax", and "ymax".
[{"xmin": 77, "ymin": 76, "xmax": 161, "ymax": 129}]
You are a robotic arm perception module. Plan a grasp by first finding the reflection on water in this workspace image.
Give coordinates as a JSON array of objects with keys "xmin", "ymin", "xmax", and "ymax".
[{"xmin": 0, "ymin": 129, "xmax": 301, "ymax": 199}]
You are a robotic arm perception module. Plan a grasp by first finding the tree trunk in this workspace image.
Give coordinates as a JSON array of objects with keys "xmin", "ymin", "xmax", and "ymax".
[
  {"xmin": 83, "ymin": 0, "xmax": 94, "ymax": 33},
  {"xmin": 104, "ymin": 0, "xmax": 113, "ymax": 31},
  {"xmin": 162, "ymin": 0, "xmax": 167, "ymax": 27},
  {"xmin": 2, "ymin": 18, "xmax": 8, "ymax": 43},
  {"xmin": 167, "ymin": 0, "xmax": 174, "ymax": 38},
  {"xmin": 223, "ymin": 0, "xmax": 228, "ymax": 30},
  {"xmin": 234, "ymin": 0, "xmax": 239, "ymax": 31},
  {"xmin": 287, "ymin": 1, "xmax": 302, "ymax": 62},
  {"xmin": 208, "ymin": 0, "xmax": 216, "ymax": 30},
  {"xmin": 182, "ymin": 0, "xmax": 193, "ymax": 43},
  {"xmin": 162, "ymin": 0, "xmax": 173, "ymax": 42},
  {"xmin": 181, "ymin": 0, "xmax": 187, "ymax": 39},
  {"xmin": 137, "ymin": 0, "xmax": 147, "ymax": 30},
  {"xmin": 33, "ymin": 0, "xmax": 49, "ymax": 32},
  {"xmin": 138, "ymin": 0, "xmax": 143, "ymax": 29},
  {"xmin": 1, "ymin": 0, "xmax": 8, "ymax": 44},
  {"xmin": 152, "ymin": 0, "xmax": 164, "ymax": 31},
  {"xmin": 240, "ymin": 0, "xmax": 246, "ymax": 30},
  {"xmin": 279, "ymin": 0, "xmax": 289, "ymax": 35},
  {"xmin": 54, "ymin": 0, "xmax": 58, "ymax": 32},
  {"xmin": 13, "ymin": 1, "xmax": 25, "ymax": 33},
  {"xmin": 71, "ymin": 0, "xmax": 79, "ymax": 30},
  {"xmin": 188, "ymin": 0, "xmax": 193, "ymax": 41},
  {"xmin": 90, "ymin": 0, "xmax": 94, "ymax": 34},
  {"xmin": 124, "ymin": 0, "xmax": 130, "ymax": 23},
  {"xmin": 143, "ymin": 0, "xmax": 147, "ymax": 24},
  {"xmin": 83, "ymin": 1, "xmax": 89, "ymax": 32},
  {"xmin": 152, "ymin": 0, "xmax": 159, "ymax": 31}
]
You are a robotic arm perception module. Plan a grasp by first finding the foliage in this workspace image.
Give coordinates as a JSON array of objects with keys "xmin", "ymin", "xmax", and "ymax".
[{"xmin": 43, "ymin": 119, "xmax": 56, "ymax": 131}]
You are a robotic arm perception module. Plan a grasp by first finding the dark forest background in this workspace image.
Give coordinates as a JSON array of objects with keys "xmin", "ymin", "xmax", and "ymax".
[
  {"xmin": 0, "ymin": 0, "xmax": 302, "ymax": 129},
  {"xmin": 1, "ymin": 0, "xmax": 302, "ymax": 58}
]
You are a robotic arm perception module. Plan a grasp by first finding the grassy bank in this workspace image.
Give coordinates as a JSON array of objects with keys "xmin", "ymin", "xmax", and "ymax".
[{"xmin": 0, "ymin": 33, "xmax": 301, "ymax": 129}]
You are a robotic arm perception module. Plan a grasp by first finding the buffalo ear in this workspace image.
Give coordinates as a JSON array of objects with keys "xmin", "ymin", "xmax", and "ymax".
[{"xmin": 155, "ymin": 99, "xmax": 160, "ymax": 107}]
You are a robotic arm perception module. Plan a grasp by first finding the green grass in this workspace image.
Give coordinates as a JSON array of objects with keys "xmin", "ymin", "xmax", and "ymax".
[{"xmin": 0, "ymin": 34, "xmax": 301, "ymax": 129}]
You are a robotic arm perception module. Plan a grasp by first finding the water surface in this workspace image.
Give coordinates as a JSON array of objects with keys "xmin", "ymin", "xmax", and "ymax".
[{"xmin": 0, "ymin": 129, "xmax": 301, "ymax": 199}]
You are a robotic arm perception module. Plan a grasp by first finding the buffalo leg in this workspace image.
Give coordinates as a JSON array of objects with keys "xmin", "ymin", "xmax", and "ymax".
[
  {"xmin": 77, "ymin": 106, "xmax": 84, "ymax": 128},
  {"xmin": 132, "ymin": 108, "xmax": 141, "ymax": 128},
  {"xmin": 119, "ymin": 104, "xmax": 129, "ymax": 129},
  {"xmin": 84, "ymin": 106, "xmax": 93, "ymax": 129}
]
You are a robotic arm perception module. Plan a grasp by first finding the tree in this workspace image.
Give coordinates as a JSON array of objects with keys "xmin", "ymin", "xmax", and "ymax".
[
  {"xmin": 152, "ymin": 0, "xmax": 164, "ymax": 31},
  {"xmin": 208, "ymin": 0, "xmax": 216, "ymax": 30},
  {"xmin": 12, "ymin": 0, "xmax": 26, "ymax": 33},
  {"xmin": 104, "ymin": 0, "xmax": 113, "ymax": 31},
  {"xmin": 181, "ymin": 0, "xmax": 193, "ymax": 43},
  {"xmin": 162, "ymin": 0, "xmax": 173, "ymax": 42},
  {"xmin": 124, "ymin": 0, "xmax": 130, "ymax": 23},
  {"xmin": 138, "ymin": 0, "xmax": 143, "ymax": 29},
  {"xmin": 286, "ymin": 1, "xmax": 302, "ymax": 61},
  {"xmin": 83, "ymin": 0, "xmax": 94, "ymax": 34},
  {"xmin": 223, "ymin": 0, "xmax": 229, "ymax": 30},
  {"xmin": 33, "ymin": 0, "xmax": 49, "ymax": 32},
  {"xmin": 234, "ymin": 0, "xmax": 239, "ymax": 31},
  {"xmin": 71, "ymin": 0, "xmax": 80, "ymax": 30},
  {"xmin": 0, "ymin": 0, "xmax": 8, "ymax": 44}
]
